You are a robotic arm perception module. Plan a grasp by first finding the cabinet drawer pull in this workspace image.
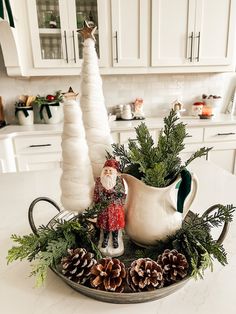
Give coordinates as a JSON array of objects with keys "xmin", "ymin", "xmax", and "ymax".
[
  {"xmin": 217, "ymin": 132, "xmax": 236, "ymax": 136},
  {"xmin": 28, "ymin": 144, "xmax": 52, "ymax": 148},
  {"xmin": 64, "ymin": 30, "xmax": 69, "ymax": 63},
  {"xmin": 195, "ymin": 32, "xmax": 201, "ymax": 62},
  {"xmin": 186, "ymin": 135, "xmax": 193, "ymax": 138},
  {"xmin": 188, "ymin": 32, "xmax": 194, "ymax": 62},
  {"xmin": 129, "ymin": 139, "xmax": 138, "ymax": 142},
  {"xmin": 114, "ymin": 31, "xmax": 119, "ymax": 63},
  {"xmin": 72, "ymin": 30, "xmax": 76, "ymax": 63}
]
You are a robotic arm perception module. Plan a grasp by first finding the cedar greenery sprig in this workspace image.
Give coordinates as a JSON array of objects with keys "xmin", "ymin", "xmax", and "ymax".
[
  {"xmin": 7, "ymin": 203, "xmax": 106, "ymax": 287},
  {"xmin": 109, "ymin": 109, "xmax": 212, "ymax": 187},
  {"xmin": 129, "ymin": 204, "xmax": 235, "ymax": 279},
  {"xmin": 7, "ymin": 204, "xmax": 234, "ymax": 288}
]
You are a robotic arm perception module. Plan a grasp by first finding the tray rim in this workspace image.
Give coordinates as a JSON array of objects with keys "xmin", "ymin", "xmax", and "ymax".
[{"xmin": 51, "ymin": 266, "xmax": 190, "ymax": 304}]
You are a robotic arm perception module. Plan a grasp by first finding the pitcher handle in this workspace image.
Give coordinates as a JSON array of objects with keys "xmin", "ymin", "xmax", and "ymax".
[
  {"xmin": 28, "ymin": 197, "xmax": 61, "ymax": 235},
  {"xmin": 201, "ymin": 204, "xmax": 229, "ymax": 244},
  {"xmin": 182, "ymin": 173, "xmax": 199, "ymax": 217}
]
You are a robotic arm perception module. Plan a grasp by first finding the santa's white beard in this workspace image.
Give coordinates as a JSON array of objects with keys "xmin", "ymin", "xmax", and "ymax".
[{"xmin": 101, "ymin": 173, "xmax": 117, "ymax": 190}]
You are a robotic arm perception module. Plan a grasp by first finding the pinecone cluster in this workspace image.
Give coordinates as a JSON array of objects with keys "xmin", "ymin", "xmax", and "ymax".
[
  {"xmin": 90, "ymin": 257, "xmax": 126, "ymax": 292},
  {"xmin": 60, "ymin": 247, "xmax": 189, "ymax": 292},
  {"xmin": 127, "ymin": 258, "xmax": 163, "ymax": 292},
  {"xmin": 157, "ymin": 249, "xmax": 189, "ymax": 285},
  {"xmin": 61, "ymin": 248, "xmax": 97, "ymax": 284}
]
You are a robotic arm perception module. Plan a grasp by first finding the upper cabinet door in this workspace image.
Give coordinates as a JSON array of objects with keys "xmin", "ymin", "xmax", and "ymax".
[
  {"xmin": 27, "ymin": 0, "xmax": 108, "ymax": 68},
  {"xmin": 27, "ymin": 0, "xmax": 70, "ymax": 68},
  {"xmin": 194, "ymin": 0, "xmax": 235, "ymax": 65},
  {"xmin": 152, "ymin": 0, "xmax": 196, "ymax": 67},
  {"xmin": 111, "ymin": 0, "xmax": 148, "ymax": 67},
  {"xmin": 67, "ymin": 0, "xmax": 109, "ymax": 67},
  {"xmin": 151, "ymin": 0, "xmax": 236, "ymax": 68}
]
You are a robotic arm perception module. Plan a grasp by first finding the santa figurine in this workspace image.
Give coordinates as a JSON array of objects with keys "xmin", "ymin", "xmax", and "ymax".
[
  {"xmin": 133, "ymin": 97, "xmax": 145, "ymax": 120},
  {"xmin": 93, "ymin": 159, "xmax": 126, "ymax": 257}
]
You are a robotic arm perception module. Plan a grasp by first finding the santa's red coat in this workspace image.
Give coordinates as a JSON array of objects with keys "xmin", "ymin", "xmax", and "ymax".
[{"xmin": 93, "ymin": 176, "xmax": 126, "ymax": 231}]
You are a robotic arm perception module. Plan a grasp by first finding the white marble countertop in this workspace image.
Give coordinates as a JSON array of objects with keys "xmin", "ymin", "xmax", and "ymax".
[
  {"xmin": 1, "ymin": 114, "xmax": 236, "ymax": 138},
  {"xmin": 1, "ymin": 159, "xmax": 236, "ymax": 314}
]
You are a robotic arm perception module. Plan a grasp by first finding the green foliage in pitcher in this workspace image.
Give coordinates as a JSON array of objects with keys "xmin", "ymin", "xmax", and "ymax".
[{"xmin": 109, "ymin": 109, "xmax": 212, "ymax": 187}]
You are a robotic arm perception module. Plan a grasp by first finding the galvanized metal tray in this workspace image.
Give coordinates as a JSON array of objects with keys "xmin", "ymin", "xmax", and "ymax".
[{"xmin": 28, "ymin": 197, "xmax": 229, "ymax": 304}]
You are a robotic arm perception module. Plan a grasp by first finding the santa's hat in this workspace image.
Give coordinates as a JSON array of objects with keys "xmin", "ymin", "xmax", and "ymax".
[{"xmin": 103, "ymin": 159, "xmax": 120, "ymax": 171}]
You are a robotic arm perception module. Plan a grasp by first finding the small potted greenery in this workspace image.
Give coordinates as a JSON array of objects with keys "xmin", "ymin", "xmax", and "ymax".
[
  {"xmin": 15, "ymin": 95, "xmax": 34, "ymax": 125},
  {"xmin": 33, "ymin": 90, "xmax": 63, "ymax": 124}
]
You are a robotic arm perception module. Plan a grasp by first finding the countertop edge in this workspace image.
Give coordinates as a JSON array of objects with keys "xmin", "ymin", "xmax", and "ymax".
[{"xmin": 1, "ymin": 114, "xmax": 236, "ymax": 138}]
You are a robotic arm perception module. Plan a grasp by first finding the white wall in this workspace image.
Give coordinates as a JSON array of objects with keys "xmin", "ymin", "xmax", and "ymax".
[{"xmin": 0, "ymin": 46, "xmax": 236, "ymax": 124}]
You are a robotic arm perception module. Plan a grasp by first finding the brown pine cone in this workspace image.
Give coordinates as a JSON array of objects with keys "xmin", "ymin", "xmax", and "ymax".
[
  {"xmin": 90, "ymin": 257, "xmax": 126, "ymax": 292},
  {"xmin": 61, "ymin": 248, "xmax": 97, "ymax": 284},
  {"xmin": 157, "ymin": 249, "xmax": 189, "ymax": 285},
  {"xmin": 127, "ymin": 258, "xmax": 163, "ymax": 292}
]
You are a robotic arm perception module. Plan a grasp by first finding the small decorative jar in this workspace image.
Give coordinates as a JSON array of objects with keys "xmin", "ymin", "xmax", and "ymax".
[
  {"xmin": 15, "ymin": 106, "xmax": 34, "ymax": 125},
  {"xmin": 192, "ymin": 102, "xmax": 204, "ymax": 116},
  {"xmin": 121, "ymin": 104, "xmax": 133, "ymax": 120},
  {"xmin": 201, "ymin": 105, "xmax": 213, "ymax": 118},
  {"xmin": 40, "ymin": 102, "xmax": 63, "ymax": 124}
]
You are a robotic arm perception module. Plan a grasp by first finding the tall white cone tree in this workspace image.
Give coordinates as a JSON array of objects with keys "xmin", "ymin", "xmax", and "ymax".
[
  {"xmin": 79, "ymin": 24, "xmax": 113, "ymax": 178},
  {"xmin": 60, "ymin": 97, "xmax": 94, "ymax": 213}
]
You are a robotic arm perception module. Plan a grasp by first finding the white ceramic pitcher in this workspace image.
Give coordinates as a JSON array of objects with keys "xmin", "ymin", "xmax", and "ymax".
[{"xmin": 122, "ymin": 173, "xmax": 198, "ymax": 246}]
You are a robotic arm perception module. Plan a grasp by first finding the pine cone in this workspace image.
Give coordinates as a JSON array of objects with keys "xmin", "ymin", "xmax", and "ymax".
[
  {"xmin": 127, "ymin": 258, "xmax": 163, "ymax": 292},
  {"xmin": 61, "ymin": 248, "xmax": 97, "ymax": 284},
  {"xmin": 90, "ymin": 257, "xmax": 126, "ymax": 292},
  {"xmin": 157, "ymin": 249, "xmax": 189, "ymax": 285}
]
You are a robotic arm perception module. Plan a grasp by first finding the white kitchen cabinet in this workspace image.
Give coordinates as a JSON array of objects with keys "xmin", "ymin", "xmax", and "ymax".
[
  {"xmin": 111, "ymin": 0, "xmax": 148, "ymax": 67},
  {"xmin": 13, "ymin": 134, "xmax": 62, "ymax": 172},
  {"xmin": 1, "ymin": 117, "xmax": 236, "ymax": 174},
  {"xmin": 151, "ymin": 0, "xmax": 236, "ymax": 68},
  {"xmin": 0, "ymin": 138, "xmax": 16, "ymax": 173},
  {"xmin": 207, "ymin": 148, "xmax": 236, "ymax": 174},
  {"xmin": 203, "ymin": 125, "xmax": 236, "ymax": 174},
  {"xmin": 16, "ymin": 154, "xmax": 61, "ymax": 171},
  {"xmin": 26, "ymin": 0, "xmax": 108, "ymax": 69}
]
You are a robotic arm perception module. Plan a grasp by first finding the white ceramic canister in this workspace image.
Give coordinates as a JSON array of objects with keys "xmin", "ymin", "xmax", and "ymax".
[
  {"xmin": 121, "ymin": 104, "xmax": 133, "ymax": 120},
  {"xmin": 40, "ymin": 102, "xmax": 63, "ymax": 124},
  {"xmin": 205, "ymin": 98, "xmax": 222, "ymax": 116},
  {"xmin": 15, "ymin": 106, "xmax": 34, "ymax": 125}
]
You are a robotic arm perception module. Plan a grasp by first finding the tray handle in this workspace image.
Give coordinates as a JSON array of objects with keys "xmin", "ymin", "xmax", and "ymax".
[
  {"xmin": 201, "ymin": 204, "xmax": 230, "ymax": 244},
  {"xmin": 28, "ymin": 197, "xmax": 61, "ymax": 235}
]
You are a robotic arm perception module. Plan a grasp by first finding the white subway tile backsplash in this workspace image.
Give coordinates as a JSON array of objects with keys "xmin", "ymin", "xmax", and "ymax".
[{"xmin": 0, "ymin": 48, "xmax": 235, "ymax": 123}]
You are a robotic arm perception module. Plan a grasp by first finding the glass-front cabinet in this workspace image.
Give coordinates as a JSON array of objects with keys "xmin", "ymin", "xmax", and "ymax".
[{"xmin": 27, "ymin": 0, "xmax": 108, "ymax": 68}]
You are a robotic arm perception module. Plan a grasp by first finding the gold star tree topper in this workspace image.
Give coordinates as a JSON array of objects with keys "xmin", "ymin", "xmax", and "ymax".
[
  {"xmin": 62, "ymin": 87, "xmax": 79, "ymax": 100},
  {"xmin": 77, "ymin": 20, "xmax": 97, "ymax": 42}
]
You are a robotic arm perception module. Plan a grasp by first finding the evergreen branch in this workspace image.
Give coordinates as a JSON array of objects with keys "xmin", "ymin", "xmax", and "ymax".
[
  {"xmin": 110, "ymin": 109, "xmax": 212, "ymax": 187},
  {"xmin": 31, "ymin": 236, "xmax": 74, "ymax": 287},
  {"xmin": 184, "ymin": 147, "xmax": 213, "ymax": 168},
  {"xmin": 110, "ymin": 143, "xmax": 131, "ymax": 171},
  {"xmin": 80, "ymin": 201, "xmax": 109, "ymax": 220},
  {"xmin": 7, "ymin": 233, "xmax": 41, "ymax": 263},
  {"xmin": 202, "ymin": 204, "xmax": 235, "ymax": 227}
]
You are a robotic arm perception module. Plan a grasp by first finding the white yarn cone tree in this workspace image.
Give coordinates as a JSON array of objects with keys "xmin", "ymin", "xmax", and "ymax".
[
  {"xmin": 79, "ymin": 36, "xmax": 113, "ymax": 178},
  {"xmin": 60, "ymin": 98, "xmax": 94, "ymax": 213}
]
